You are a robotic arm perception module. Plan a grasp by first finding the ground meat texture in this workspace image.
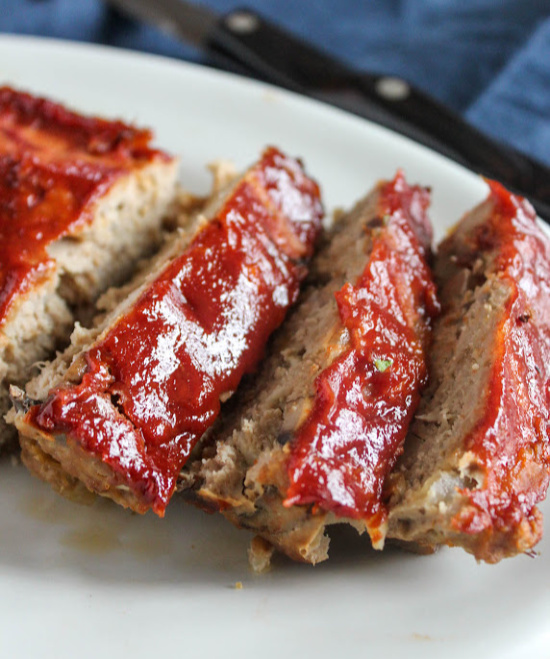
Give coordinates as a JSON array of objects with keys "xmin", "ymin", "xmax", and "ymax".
[
  {"xmin": 13, "ymin": 147, "xmax": 323, "ymax": 516},
  {"xmin": 180, "ymin": 172, "xmax": 437, "ymax": 564},
  {"xmin": 0, "ymin": 87, "xmax": 178, "ymax": 449},
  {"xmin": 386, "ymin": 181, "xmax": 550, "ymax": 563}
]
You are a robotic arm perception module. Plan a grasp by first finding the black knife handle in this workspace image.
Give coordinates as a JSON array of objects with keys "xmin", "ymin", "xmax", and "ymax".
[{"xmin": 206, "ymin": 8, "xmax": 550, "ymax": 222}]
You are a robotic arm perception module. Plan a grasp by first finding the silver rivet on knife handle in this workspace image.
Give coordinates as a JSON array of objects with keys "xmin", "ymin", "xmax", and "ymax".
[
  {"xmin": 225, "ymin": 10, "xmax": 260, "ymax": 35},
  {"xmin": 375, "ymin": 77, "xmax": 411, "ymax": 102}
]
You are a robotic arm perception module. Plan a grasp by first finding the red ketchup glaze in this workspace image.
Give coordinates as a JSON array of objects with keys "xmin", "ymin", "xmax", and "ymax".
[
  {"xmin": 284, "ymin": 172, "xmax": 439, "ymax": 544},
  {"xmin": 29, "ymin": 148, "xmax": 323, "ymax": 515},
  {"xmin": 0, "ymin": 86, "xmax": 168, "ymax": 324},
  {"xmin": 451, "ymin": 181, "xmax": 550, "ymax": 540}
]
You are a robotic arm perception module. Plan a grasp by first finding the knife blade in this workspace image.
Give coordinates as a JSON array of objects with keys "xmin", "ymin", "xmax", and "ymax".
[{"xmin": 105, "ymin": 0, "xmax": 550, "ymax": 222}]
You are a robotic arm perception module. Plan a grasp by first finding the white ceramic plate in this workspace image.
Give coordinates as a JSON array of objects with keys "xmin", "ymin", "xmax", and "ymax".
[{"xmin": 0, "ymin": 35, "xmax": 548, "ymax": 659}]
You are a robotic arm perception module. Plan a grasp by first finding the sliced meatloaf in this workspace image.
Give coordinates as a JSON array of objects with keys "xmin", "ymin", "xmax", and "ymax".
[
  {"xmin": 180, "ymin": 172, "xmax": 439, "ymax": 564},
  {"xmin": 386, "ymin": 181, "xmax": 550, "ymax": 562},
  {"xmin": 12, "ymin": 147, "xmax": 324, "ymax": 515},
  {"xmin": 0, "ymin": 87, "xmax": 178, "ymax": 449}
]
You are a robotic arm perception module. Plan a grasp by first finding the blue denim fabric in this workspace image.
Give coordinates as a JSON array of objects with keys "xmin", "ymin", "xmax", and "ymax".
[{"xmin": 1, "ymin": 0, "xmax": 550, "ymax": 164}]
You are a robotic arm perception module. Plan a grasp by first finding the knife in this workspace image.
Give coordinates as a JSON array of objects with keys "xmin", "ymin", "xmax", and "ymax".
[{"xmin": 105, "ymin": 0, "xmax": 550, "ymax": 222}]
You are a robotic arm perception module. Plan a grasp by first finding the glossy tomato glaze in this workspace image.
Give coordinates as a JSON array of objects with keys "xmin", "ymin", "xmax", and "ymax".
[
  {"xmin": 0, "ymin": 86, "xmax": 169, "ymax": 324},
  {"xmin": 28, "ymin": 148, "xmax": 323, "ymax": 515},
  {"xmin": 452, "ymin": 181, "xmax": 550, "ymax": 540},
  {"xmin": 284, "ymin": 173, "xmax": 439, "ymax": 543}
]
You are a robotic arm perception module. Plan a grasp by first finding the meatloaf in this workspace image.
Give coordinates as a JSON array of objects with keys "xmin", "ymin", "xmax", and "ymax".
[
  {"xmin": 12, "ymin": 147, "xmax": 324, "ymax": 515},
  {"xmin": 386, "ymin": 181, "xmax": 550, "ymax": 562},
  {"xmin": 180, "ymin": 172, "xmax": 439, "ymax": 563},
  {"xmin": 0, "ymin": 87, "xmax": 178, "ymax": 449}
]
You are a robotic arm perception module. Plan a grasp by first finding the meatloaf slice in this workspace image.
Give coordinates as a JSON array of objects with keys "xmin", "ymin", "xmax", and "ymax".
[
  {"xmin": 180, "ymin": 172, "xmax": 438, "ymax": 564},
  {"xmin": 12, "ymin": 147, "xmax": 324, "ymax": 516},
  {"xmin": 386, "ymin": 181, "xmax": 550, "ymax": 562},
  {"xmin": 0, "ymin": 87, "xmax": 178, "ymax": 449}
]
